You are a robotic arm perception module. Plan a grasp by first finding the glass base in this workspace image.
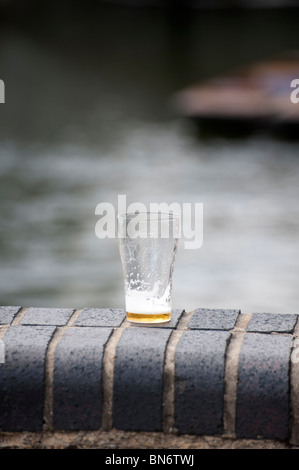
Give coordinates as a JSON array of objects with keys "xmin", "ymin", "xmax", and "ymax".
[{"xmin": 126, "ymin": 311, "xmax": 171, "ymax": 324}]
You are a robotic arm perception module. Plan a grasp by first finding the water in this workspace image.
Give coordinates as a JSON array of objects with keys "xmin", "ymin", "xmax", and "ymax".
[{"xmin": 1, "ymin": 4, "xmax": 299, "ymax": 314}]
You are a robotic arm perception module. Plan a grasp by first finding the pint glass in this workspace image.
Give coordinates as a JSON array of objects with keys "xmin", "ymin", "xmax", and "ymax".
[{"xmin": 118, "ymin": 211, "xmax": 179, "ymax": 323}]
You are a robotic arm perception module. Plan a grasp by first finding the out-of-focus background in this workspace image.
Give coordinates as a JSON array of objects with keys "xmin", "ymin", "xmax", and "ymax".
[{"xmin": 1, "ymin": 0, "xmax": 299, "ymax": 314}]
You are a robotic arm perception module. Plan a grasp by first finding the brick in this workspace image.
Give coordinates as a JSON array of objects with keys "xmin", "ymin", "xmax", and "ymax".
[
  {"xmin": 113, "ymin": 327, "xmax": 171, "ymax": 431},
  {"xmin": 53, "ymin": 326, "xmax": 112, "ymax": 430},
  {"xmin": 246, "ymin": 312, "xmax": 298, "ymax": 333},
  {"xmin": 236, "ymin": 333, "xmax": 292, "ymax": 439},
  {"xmin": 74, "ymin": 308, "xmax": 126, "ymax": 327},
  {"xmin": 129, "ymin": 309, "xmax": 184, "ymax": 329},
  {"xmin": 188, "ymin": 308, "xmax": 239, "ymax": 330},
  {"xmin": 21, "ymin": 307, "xmax": 75, "ymax": 326},
  {"xmin": 0, "ymin": 306, "xmax": 21, "ymax": 325},
  {"xmin": 0, "ymin": 325, "xmax": 56, "ymax": 431},
  {"xmin": 174, "ymin": 330, "xmax": 230, "ymax": 435}
]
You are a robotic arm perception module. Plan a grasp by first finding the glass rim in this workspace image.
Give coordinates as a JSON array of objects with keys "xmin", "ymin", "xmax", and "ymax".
[{"xmin": 117, "ymin": 211, "xmax": 179, "ymax": 220}]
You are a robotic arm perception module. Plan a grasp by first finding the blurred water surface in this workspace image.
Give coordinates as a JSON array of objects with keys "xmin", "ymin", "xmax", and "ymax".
[{"xmin": 1, "ymin": 4, "xmax": 299, "ymax": 314}]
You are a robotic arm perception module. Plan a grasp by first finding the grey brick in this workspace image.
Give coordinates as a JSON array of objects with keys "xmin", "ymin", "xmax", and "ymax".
[
  {"xmin": 129, "ymin": 309, "xmax": 184, "ymax": 329},
  {"xmin": 53, "ymin": 326, "xmax": 112, "ymax": 430},
  {"xmin": 75, "ymin": 308, "xmax": 126, "ymax": 327},
  {"xmin": 21, "ymin": 307, "xmax": 75, "ymax": 326},
  {"xmin": 236, "ymin": 333, "xmax": 292, "ymax": 440},
  {"xmin": 113, "ymin": 327, "xmax": 172, "ymax": 432},
  {"xmin": 0, "ymin": 306, "xmax": 21, "ymax": 325},
  {"xmin": 247, "ymin": 312, "xmax": 298, "ymax": 333},
  {"xmin": 188, "ymin": 308, "xmax": 239, "ymax": 330},
  {"xmin": 0, "ymin": 325, "xmax": 56, "ymax": 431},
  {"xmin": 174, "ymin": 330, "xmax": 230, "ymax": 435}
]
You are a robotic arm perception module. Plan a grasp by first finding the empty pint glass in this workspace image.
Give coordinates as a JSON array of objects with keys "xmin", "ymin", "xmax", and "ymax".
[{"xmin": 118, "ymin": 211, "xmax": 179, "ymax": 323}]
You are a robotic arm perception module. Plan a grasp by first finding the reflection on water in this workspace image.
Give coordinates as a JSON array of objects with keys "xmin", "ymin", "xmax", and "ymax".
[{"xmin": 1, "ymin": 4, "xmax": 299, "ymax": 314}]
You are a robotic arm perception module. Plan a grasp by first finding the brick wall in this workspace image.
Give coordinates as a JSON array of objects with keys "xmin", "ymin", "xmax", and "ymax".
[{"xmin": 0, "ymin": 306, "xmax": 298, "ymax": 449}]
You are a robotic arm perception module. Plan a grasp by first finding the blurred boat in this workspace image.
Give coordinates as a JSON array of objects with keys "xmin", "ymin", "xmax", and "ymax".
[{"xmin": 173, "ymin": 52, "xmax": 299, "ymax": 138}]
